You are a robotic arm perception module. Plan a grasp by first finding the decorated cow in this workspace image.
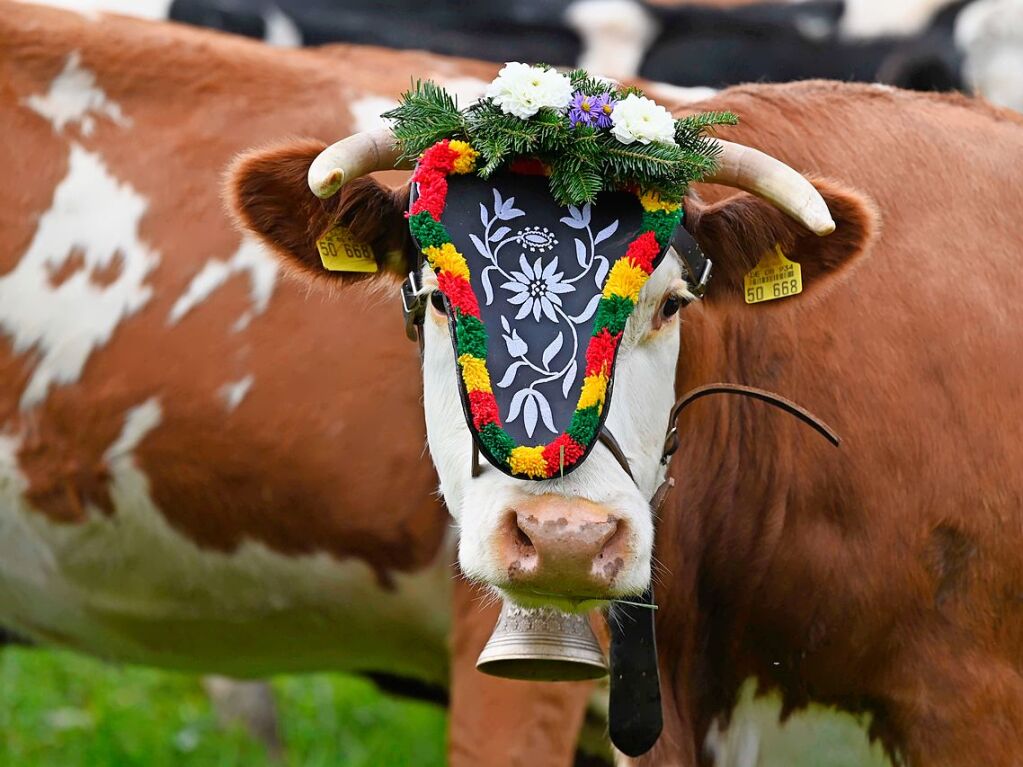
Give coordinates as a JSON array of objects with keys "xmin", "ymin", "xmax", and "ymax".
[{"xmin": 231, "ymin": 60, "xmax": 1023, "ymax": 764}]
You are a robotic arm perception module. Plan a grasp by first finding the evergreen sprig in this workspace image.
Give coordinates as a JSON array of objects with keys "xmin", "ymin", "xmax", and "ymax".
[{"xmin": 382, "ymin": 77, "xmax": 738, "ymax": 206}]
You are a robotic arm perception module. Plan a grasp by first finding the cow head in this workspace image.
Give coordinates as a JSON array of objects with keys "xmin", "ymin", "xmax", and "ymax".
[{"xmin": 227, "ymin": 128, "xmax": 867, "ymax": 612}]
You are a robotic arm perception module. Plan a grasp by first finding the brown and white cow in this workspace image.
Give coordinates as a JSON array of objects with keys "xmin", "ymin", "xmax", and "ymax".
[
  {"xmin": 0, "ymin": 4, "xmax": 612, "ymax": 765},
  {"xmin": 231, "ymin": 66, "xmax": 1023, "ymax": 767}
]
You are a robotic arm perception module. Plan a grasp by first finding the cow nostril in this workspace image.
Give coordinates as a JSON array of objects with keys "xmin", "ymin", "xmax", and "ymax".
[
  {"xmin": 596, "ymin": 519, "xmax": 625, "ymax": 561},
  {"xmin": 514, "ymin": 519, "xmax": 535, "ymax": 555}
]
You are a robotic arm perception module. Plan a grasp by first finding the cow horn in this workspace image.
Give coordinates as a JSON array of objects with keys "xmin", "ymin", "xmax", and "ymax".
[
  {"xmin": 703, "ymin": 140, "xmax": 836, "ymax": 236},
  {"xmin": 307, "ymin": 128, "xmax": 410, "ymax": 199}
]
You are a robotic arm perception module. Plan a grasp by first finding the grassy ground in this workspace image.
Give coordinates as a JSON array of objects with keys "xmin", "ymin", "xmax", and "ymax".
[
  {"xmin": 0, "ymin": 647, "xmax": 891, "ymax": 767},
  {"xmin": 0, "ymin": 647, "xmax": 446, "ymax": 767}
]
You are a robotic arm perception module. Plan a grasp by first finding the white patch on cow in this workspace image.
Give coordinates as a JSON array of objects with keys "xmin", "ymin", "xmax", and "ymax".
[
  {"xmin": 702, "ymin": 680, "xmax": 885, "ymax": 767},
  {"xmin": 25, "ymin": 0, "xmax": 173, "ymax": 21},
  {"xmin": 956, "ymin": 0, "xmax": 1023, "ymax": 112},
  {"xmin": 645, "ymin": 82, "xmax": 719, "ymax": 105},
  {"xmin": 106, "ymin": 397, "xmax": 162, "ymax": 463},
  {"xmin": 348, "ymin": 96, "xmax": 399, "ymax": 133},
  {"xmin": 0, "ymin": 399, "xmax": 455, "ymax": 680},
  {"xmin": 167, "ymin": 236, "xmax": 277, "ymax": 331},
  {"xmin": 0, "ymin": 431, "xmax": 62, "ymax": 589},
  {"xmin": 436, "ymin": 77, "xmax": 489, "ymax": 107},
  {"xmin": 0, "ymin": 144, "xmax": 158, "ymax": 410},
  {"xmin": 704, "ymin": 717, "xmax": 761, "ymax": 767},
  {"xmin": 219, "ymin": 375, "xmax": 254, "ymax": 412},
  {"xmin": 24, "ymin": 51, "xmax": 130, "ymax": 136},
  {"xmin": 263, "ymin": 5, "xmax": 303, "ymax": 47},
  {"xmin": 349, "ymin": 82, "xmax": 485, "ymax": 134},
  {"xmin": 840, "ymin": 0, "xmax": 957, "ymax": 38},
  {"xmin": 565, "ymin": 0, "xmax": 659, "ymax": 79}
]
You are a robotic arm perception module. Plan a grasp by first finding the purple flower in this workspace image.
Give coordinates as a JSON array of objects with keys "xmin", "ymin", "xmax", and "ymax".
[{"xmin": 569, "ymin": 91, "xmax": 616, "ymax": 129}]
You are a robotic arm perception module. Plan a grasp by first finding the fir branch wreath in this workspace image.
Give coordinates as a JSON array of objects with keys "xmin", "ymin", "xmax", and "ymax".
[{"xmin": 384, "ymin": 64, "xmax": 737, "ymax": 207}]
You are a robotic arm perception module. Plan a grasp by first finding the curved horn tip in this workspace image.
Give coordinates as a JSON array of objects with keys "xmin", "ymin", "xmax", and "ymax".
[
  {"xmin": 310, "ymin": 168, "xmax": 345, "ymax": 200},
  {"xmin": 811, "ymin": 215, "xmax": 837, "ymax": 237}
]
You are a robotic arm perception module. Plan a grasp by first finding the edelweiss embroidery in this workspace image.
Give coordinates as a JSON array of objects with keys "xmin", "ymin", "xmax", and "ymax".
[{"xmin": 470, "ymin": 190, "xmax": 621, "ymax": 439}]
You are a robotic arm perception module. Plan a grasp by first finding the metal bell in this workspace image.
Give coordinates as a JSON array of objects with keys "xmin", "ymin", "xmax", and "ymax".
[{"xmin": 476, "ymin": 601, "xmax": 608, "ymax": 681}]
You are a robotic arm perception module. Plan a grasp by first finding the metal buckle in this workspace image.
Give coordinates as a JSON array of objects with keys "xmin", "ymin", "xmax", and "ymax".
[
  {"xmin": 688, "ymin": 258, "xmax": 712, "ymax": 299},
  {"xmin": 400, "ymin": 271, "xmax": 426, "ymax": 343}
]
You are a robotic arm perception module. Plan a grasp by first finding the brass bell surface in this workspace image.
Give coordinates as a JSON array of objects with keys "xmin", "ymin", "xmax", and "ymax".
[{"xmin": 476, "ymin": 601, "xmax": 608, "ymax": 681}]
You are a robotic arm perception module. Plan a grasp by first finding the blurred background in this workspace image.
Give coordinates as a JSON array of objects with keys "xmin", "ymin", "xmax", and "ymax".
[{"xmin": 2, "ymin": 0, "xmax": 1022, "ymax": 765}]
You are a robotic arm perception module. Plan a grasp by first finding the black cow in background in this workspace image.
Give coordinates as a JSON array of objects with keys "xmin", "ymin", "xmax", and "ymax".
[
  {"xmin": 640, "ymin": 0, "xmax": 968, "ymax": 90},
  {"xmin": 162, "ymin": 0, "xmax": 970, "ymax": 93}
]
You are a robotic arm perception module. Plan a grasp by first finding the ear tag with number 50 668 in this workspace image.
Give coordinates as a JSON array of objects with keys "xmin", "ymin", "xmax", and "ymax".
[
  {"xmin": 744, "ymin": 244, "xmax": 802, "ymax": 304},
  {"xmin": 316, "ymin": 225, "xmax": 378, "ymax": 273}
]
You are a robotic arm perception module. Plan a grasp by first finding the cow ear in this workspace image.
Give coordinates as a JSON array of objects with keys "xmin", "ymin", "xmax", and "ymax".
[
  {"xmin": 684, "ymin": 178, "xmax": 878, "ymax": 303},
  {"xmin": 225, "ymin": 139, "xmax": 413, "ymax": 284}
]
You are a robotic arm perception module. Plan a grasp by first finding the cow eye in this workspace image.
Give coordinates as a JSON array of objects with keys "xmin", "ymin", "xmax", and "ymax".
[
  {"xmin": 661, "ymin": 293, "xmax": 687, "ymax": 319},
  {"xmin": 430, "ymin": 290, "xmax": 446, "ymax": 314}
]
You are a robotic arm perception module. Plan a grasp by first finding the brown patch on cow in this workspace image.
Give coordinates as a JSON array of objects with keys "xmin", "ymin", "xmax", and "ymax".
[
  {"xmin": 45, "ymin": 248, "xmax": 124, "ymax": 290},
  {"xmin": 226, "ymin": 143, "xmax": 414, "ymax": 285},
  {"xmin": 927, "ymin": 523, "xmax": 976, "ymax": 606},
  {"xmin": 46, "ymin": 247, "xmax": 86, "ymax": 288},
  {"xmin": 89, "ymin": 251, "xmax": 124, "ymax": 288},
  {"xmin": 16, "ymin": 392, "xmax": 120, "ymax": 521}
]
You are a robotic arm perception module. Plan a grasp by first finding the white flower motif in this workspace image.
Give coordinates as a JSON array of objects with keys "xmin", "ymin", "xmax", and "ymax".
[
  {"xmin": 518, "ymin": 226, "xmax": 559, "ymax": 253},
  {"xmin": 502, "ymin": 255, "xmax": 574, "ymax": 322},
  {"xmin": 502, "ymin": 326, "xmax": 528, "ymax": 357},
  {"xmin": 610, "ymin": 93, "xmax": 677, "ymax": 146},
  {"xmin": 485, "ymin": 62, "xmax": 573, "ymax": 120}
]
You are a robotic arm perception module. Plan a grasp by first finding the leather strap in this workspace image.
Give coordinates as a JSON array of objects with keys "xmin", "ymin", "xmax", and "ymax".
[
  {"xmin": 649, "ymin": 381, "xmax": 841, "ymax": 515},
  {"xmin": 671, "ymin": 226, "xmax": 712, "ymax": 298},
  {"xmin": 661, "ymin": 382, "xmax": 840, "ymax": 466},
  {"xmin": 598, "ymin": 427, "xmax": 635, "ymax": 482}
]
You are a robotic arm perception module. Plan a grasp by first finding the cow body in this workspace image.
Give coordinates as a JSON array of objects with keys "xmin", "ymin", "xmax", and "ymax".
[{"xmin": 0, "ymin": 6, "xmax": 605, "ymax": 765}]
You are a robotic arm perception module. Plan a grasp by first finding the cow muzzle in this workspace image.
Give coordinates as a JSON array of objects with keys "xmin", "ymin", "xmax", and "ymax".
[{"xmin": 496, "ymin": 495, "xmax": 631, "ymax": 601}]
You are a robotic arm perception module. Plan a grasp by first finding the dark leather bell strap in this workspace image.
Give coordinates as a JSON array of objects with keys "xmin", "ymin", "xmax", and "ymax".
[{"xmin": 608, "ymin": 587, "xmax": 662, "ymax": 757}]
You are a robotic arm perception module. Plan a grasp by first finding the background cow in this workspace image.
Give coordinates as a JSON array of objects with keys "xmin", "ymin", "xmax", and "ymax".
[
  {"xmin": 0, "ymin": 4, "xmax": 608, "ymax": 764},
  {"xmin": 31, "ymin": 0, "xmax": 994, "ymax": 97}
]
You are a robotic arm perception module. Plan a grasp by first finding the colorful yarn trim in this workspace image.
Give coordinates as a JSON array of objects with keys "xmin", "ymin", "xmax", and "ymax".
[{"xmin": 410, "ymin": 139, "xmax": 682, "ymax": 479}]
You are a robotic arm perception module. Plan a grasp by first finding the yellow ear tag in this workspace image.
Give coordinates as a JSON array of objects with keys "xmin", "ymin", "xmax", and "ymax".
[
  {"xmin": 316, "ymin": 226, "xmax": 378, "ymax": 273},
  {"xmin": 744, "ymin": 244, "xmax": 802, "ymax": 304}
]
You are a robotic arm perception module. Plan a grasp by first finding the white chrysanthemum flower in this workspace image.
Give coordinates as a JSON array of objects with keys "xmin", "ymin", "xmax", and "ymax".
[
  {"xmin": 610, "ymin": 94, "xmax": 677, "ymax": 145},
  {"xmin": 485, "ymin": 62, "xmax": 574, "ymax": 120}
]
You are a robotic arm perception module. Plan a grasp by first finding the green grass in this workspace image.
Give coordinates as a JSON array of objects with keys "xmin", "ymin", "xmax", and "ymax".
[
  {"xmin": 0, "ymin": 647, "xmax": 447, "ymax": 767},
  {"xmin": 0, "ymin": 648, "xmax": 892, "ymax": 767}
]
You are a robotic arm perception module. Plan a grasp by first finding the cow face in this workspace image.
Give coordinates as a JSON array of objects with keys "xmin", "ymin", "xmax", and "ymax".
[{"xmin": 228, "ymin": 137, "xmax": 871, "ymax": 611}]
